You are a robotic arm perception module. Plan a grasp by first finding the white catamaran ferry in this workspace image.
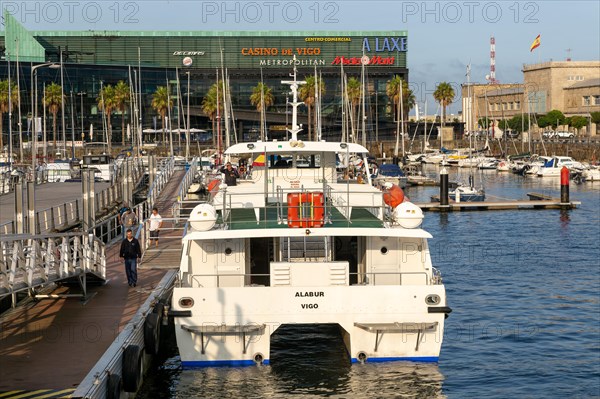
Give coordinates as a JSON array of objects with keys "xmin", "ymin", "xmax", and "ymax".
[{"xmin": 171, "ymin": 67, "xmax": 451, "ymax": 367}]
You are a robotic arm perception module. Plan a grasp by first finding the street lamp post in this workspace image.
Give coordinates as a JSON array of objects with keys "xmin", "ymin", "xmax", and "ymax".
[{"xmin": 30, "ymin": 62, "xmax": 59, "ymax": 177}]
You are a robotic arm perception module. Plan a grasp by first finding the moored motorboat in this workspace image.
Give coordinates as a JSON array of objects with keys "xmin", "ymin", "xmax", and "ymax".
[{"xmin": 170, "ymin": 66, "xmax": 451, "ymax": 367}]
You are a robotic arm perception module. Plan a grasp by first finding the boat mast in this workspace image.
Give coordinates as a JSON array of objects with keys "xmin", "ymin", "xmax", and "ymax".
[
  {"xmin": 6, "ymin": 51, "xmax": 12, "ymax": 170},
  {"xmin": 360, "ymin": 47, "xmax": 367, "ymax": 148},
  {"xmin": 340, "ymin": 61, "xmax": 345, "ymax": 142},
  {"xmin": 60, "ymin": 49, "xmax": 67, "ymax": 157},
  {"xmin": 281, "ymin": 56, "xmax": 306, "ymax": 142},
  {"xmin": 16, "ymin": 42, "xmax": 24, "ymax": 163},
  {"xmin": 400, "ymin": 78, "xmax": 405, "ymax": 159},
  {"xmin": 423, "ymin": 100, "xmax": 427, "ymax": 152}
]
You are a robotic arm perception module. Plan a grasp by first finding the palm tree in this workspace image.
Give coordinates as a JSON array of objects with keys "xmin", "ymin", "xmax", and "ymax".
[
  {"xmin": 114, "ymin": 81, "xmax": 130, "ymax": 146},
  {"xmin": 386, "ymin": 75, "xmax": 415, "ymax": 121},
  {"xmin": 151, "ymin": 86, "xmax": 173, "ymax": 146},
  {"xmin": 201, "ymin": 82, "xmax": 224, "ymax": 147},
  {"xmin": 433, "ymin": 82, "xmax": 455, "ymax": 125},
  {"xmin": 43, "ymin": 82, "xmax": 63, "ymax": 149},
  {"xmin": 346, "ymin": 77, "xmax": 361, "ymax": 141},
  {"xmin": 97, "ymin": 84, "xmax": 116, "ymax": 153},
  {"xmin": 0, "ymin": 79, "xmax": 19, "ymax": 152},
  {"xmin": 249, "ymin": 82, "xmax": 274, "ymax": 141},
  {"xmin": 299, "ymin": 75, "xmax": 326, "ymax": 141}
]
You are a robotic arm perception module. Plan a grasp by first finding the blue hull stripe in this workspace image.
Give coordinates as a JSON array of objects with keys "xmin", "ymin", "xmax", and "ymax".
[
  {"xmin": 351, "ymin": 356, "xmax": 439, "ymax": 363},
  {"xmin": 182, "ymin": 357, "xmax": 437, "ymax": 367},
  {"xmin": 182, "ymin": 359, "xmax": 270, "ymax": 367}
]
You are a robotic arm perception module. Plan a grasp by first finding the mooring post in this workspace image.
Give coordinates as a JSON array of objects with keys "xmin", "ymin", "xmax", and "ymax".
[
  {"xmin": 440, "ymin": 167, "xmax": 449, "ymax": 207},
  {"xmin": 27, "ymin": 181, "xmax": 36, "ymax": 235},
  {"xmin": 14, "ymin": 180, "xmax": 24, "ymax": 234},
  {"xmin": 560, "ymin": 166, "xmax": 570, "ymax": 206}
]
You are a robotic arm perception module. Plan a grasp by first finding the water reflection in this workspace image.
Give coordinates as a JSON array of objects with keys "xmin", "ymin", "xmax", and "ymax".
[{"xmin": 560, "ymin": 209, "xmax": 571, "ymax": 227}]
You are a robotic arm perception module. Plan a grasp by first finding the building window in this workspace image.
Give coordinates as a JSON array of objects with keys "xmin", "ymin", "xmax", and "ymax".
[
  {"xmin": 577, "ymin": 76, "xmax": 584, "ymax": 81},
  {"xmin": 594, "ymin": 95, "xmax": 600, "ymax": 105},
  {"xmin": 495, "ymin": 103, "xmax": 500, "ymax": 111},
  {"xmin": 568, "ymin": 76, "xmax": 574, "ymax": 81},
  {"xmin": 488, "ymin": 103, "xmax": 493, "ymax": 112},
  {"xmin": 515, "ymin": 101, "xmax": 521, "ymax": 110},
  {"xmin": 583, "ymin": 96, "xmax": 591, "ymax": 106}
]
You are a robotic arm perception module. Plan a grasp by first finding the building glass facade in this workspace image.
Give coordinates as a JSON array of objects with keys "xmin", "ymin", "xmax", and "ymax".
[{"xmin": 1, "ymin": 15, "xmax": 409, "ymax": 150}]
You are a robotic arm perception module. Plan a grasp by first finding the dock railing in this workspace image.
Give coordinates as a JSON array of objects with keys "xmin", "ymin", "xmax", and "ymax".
[
  {"xmin": 171, "ymin": 157, "xmax": 199, "ymax": 219},
  {"xmin": 0, "ymin": 232, "xmax": 107, "ymax": 307},
  {"xmin": 147, "ymin": 156, "xmax": 175, "ymax": 209}
]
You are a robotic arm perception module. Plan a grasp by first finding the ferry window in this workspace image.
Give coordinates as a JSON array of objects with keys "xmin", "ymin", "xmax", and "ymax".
[
  {"xmin": 380, "ymin": 247, "xmax": 388, "ymax": 255},
  {"xmin": 224, "ymin": 247, "xmax": 233, "ymax": 256}
]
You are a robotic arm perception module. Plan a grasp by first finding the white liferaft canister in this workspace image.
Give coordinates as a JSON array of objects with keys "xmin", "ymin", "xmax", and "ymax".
[
  {"xmin": 189, "ymin": 203, "xmax": 217, "ymax": 231},
  {"xmin": 392, "ymin": 202, "xmax": 424, "ymax": 229}
]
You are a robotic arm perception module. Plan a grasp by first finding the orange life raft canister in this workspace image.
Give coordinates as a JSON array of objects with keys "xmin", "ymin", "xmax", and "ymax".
[{"xmin": 287, "ymin": 192, "xmax": 325, "ymax": 228}]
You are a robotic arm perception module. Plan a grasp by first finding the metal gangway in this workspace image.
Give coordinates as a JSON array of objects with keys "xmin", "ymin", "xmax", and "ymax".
[
  {"xmin": 0, "ymin": 232, "xmax": 106, "ymax": 306},
  {"xmin": 0, "ymin": 156, "xmax": 178, "ymax": 308}
]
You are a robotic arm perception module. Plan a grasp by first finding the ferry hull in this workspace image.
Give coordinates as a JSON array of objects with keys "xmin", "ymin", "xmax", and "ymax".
[{"xmin": 173, "ymin": 285, "xmax": 447, "ymax": 367}]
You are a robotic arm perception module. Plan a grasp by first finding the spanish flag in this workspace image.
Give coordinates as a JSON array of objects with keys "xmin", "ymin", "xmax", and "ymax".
[{"xmin": 530, "ymin": 34, "xmax": 541, "ymax": 52}]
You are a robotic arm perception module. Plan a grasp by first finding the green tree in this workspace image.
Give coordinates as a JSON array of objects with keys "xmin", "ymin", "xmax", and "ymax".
[
  {"xmin": 299, "ymin": 75, "xmax": 326, "ymax": 141},
  {"xmin": 508, "ymin": 114, "xmax": 530, "ymax": 133},
  {"xmin": 477, "ymin": 117, "xmax": 490, "ymax": 129},
  {"xmin": 498, "ymin": 119, "xmax": 510, "ymax": 131},
  {"xmin": 249, "ymin": 82, "xmax": 274, "ymax": 141},
  {"xmin": 544, "ymin": 109, "xmax": 566, "ymax": 130},
  {"xmin": 590, "ymin": 112, "xmax": 600, "ymax": 134},
  {"xmin": 433, "ymin": 82, "xmax": 455, "ymax": 124},
  {"xmin": 43, "ymin": 82, "xmax": 64, "ymax": 149},
  {"xmin": 569, "ymin": 115, "xmax": 588, "ymax": 133},
  {"xmin": 0, "ymin": 79, "xmax": 19, "ymax": 151},
  {"xmin": 114, "ymin": 81, "xmax": 131, "ymax": 145},
  {"xmin": 97, "ymin": 84, "xmax": 116, "ymax": 153},
  {"xmin": 386, "ymin": 75, "xmax": 415, "ymax": 121},
  {"xmin": 151, "ymin": 86, "xmax": 173, "ymax": 145},
  {"xmin": 201, "ymin": 82, "xmax": 224, "ymax": 146},
  {"xmin": 536, "ymin": 115, "xmax": 551, "ymax": 129}
]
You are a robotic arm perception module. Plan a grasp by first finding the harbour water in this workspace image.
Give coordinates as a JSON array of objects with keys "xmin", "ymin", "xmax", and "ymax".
[{"xmin": 138, "ymin": 169, "xmax": 600, "ymax": 398}]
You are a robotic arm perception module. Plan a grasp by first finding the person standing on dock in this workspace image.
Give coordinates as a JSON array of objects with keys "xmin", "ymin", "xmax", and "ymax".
[
  {"xmin": 120, "ymin": 229, "xmax": 142, "ymax": 287},
  {"xmin": 148, "ymin": 207, "xmax": 163, "ymax": 248},
  {"xmin": 120, "ymin": 207, "xmax": 138, "ymax": 238}
]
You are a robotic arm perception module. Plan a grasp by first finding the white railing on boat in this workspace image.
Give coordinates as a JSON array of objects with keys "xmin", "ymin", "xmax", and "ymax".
[{"xmin": 180, "ymin": 271, "xmax": 440, "ymax": 288}]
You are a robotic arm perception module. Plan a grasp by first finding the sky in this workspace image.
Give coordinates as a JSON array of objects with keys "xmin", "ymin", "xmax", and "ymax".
[{"xmin": 2, "ymin": 0, "xmax": 599, "ymax": 115}]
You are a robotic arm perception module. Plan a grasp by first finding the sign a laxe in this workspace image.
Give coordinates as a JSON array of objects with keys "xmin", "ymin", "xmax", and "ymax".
[{"xmin": 362, "ymin": 37, "xmax": 407, "ymax": 52}]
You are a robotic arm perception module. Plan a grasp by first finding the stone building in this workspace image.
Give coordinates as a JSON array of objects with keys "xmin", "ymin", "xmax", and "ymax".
[{"xmin": 462, "ymin": 60, "xmax": 600, "ymax": 134}]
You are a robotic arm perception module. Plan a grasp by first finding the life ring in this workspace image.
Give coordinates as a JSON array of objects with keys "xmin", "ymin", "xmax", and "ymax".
[
  {"xmin": 287, "ymin": 192, "xmax": 324, "ymax": 228},
  {"xmin": 122, "ymin": 344, "xmax": 143, "ymax": 392},
  {"xmin": 383, "ymin": 184, "xmax": 405, "ymax": 209},
  {"xmin": 106, "ymin": 373, "xmax": 122, "ymax": 399},
  {"xmin": 144, "ymin": 311, "xmax": 162, "ymax": 355}
]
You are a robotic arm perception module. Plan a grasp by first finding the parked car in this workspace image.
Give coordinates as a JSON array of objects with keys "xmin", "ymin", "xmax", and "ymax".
[
  {"xmin": 542, "ymin": 131, "xmax": 555, "ymax": 139},
  {"xmin": 503, "ymin": 129, "xmax": 520, "ymax": 139},
  {"xmin": 553, "ymin": 131, "xmax": 575, "ymax": 139}
]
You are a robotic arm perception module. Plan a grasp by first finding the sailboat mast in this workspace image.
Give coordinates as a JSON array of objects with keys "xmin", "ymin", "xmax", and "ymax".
[
  {"xmin": 400, "ymin": 78, "xmax": 405, "ymax": 159},
  {"xmin": 6, "ymin": 52, "xmax": 12, "ymax": 170},
  {"xmin": 70, "ymin": 90, "xmax": 75, "ymax": 159},
  {"xmin": 60, "ymin": 50, "xmax": 67, "ymax": 157},
  {"xmin": 166, "ymin": 78, "xmax": 174, "ymax": 158},
  {"xmin": 360, "ymin": 49, "xmax": 367, "ymax": 147},
  {"xmin": 16, "ymin": 42, "xmax": 24, "ymax": 163},
  {"xmin": 216, "ymin": 68, "xmax": 221, "ymax": 164},
  {"xmin": 424, "ymin": 100, "xmax": 427, "ymax": 152}
]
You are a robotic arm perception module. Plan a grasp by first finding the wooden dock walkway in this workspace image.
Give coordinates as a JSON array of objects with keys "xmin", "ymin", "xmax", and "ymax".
[
  {"xmin": 0, "ymin": 182, "xmax": 111, "ymax": 225},
  {"xmin": 418, "ymin": 193, "xmax": 580, "ymax": 212},
  {"xmin": 0, "ymin": 173, "xmax": 185, "ymax": 392}
]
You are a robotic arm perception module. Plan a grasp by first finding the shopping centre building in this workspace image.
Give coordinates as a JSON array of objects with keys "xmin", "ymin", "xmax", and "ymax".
[{"xmin": 1, "ymin": 14, "xmax": 409, "ymax": 145}]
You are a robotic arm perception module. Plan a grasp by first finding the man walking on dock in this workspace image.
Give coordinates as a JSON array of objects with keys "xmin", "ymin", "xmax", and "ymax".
[{"xmin": 120, "ymin": 228, "xmax": 142, "ymax": 287}]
